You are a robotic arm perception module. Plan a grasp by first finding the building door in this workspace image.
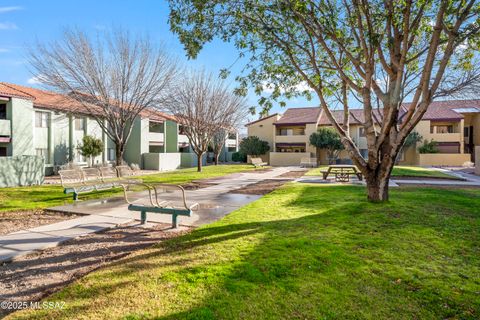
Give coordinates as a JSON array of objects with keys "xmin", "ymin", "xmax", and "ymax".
[
  {"xmin": 0, "ymin": 147, "xmax": 7, "ymax": 157},
  {"xmin": 470, "ymin": 126, "xmax": 475, "ymax": 162}
]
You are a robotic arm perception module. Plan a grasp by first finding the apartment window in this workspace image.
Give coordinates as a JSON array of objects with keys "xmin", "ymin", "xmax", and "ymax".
[
  {"xmin": 75, "ymin": 117, "xmax": 86, "ymax": 131},
  {"xmin": 227, "ymin": 133, "xmax": 236, "ymax": 139},
  {"xmin": 228, "ymin": 147, "xmax": 236, "ymax": 152},
  {"xmin": 107, "ymin": 148, "xmax": 115, "ymax": 161},
  {"xmin": 0, "ymin": 104, "xmax": 6, "ymax": 120},
  {"xmin": 0, "ymin": 147, "xmax": 7, "ymax": 157},
  {"xmin": 149, "ymin": 121, "xmax": 164, "ymax": 133},
  {"xmin": 359, "ymin": 127, "xmax": 366, "ymax": 137},
  {"xmin": 36, "ymin": 148, "xmax": 50, "ymax": 163},
  {"xmin": 179, "ymin": 146, "xmax": 189, "ymax": 153},
  {"xmin": 436, "ymin": 125, "xmax": 454, "ymax": 134},
  {"xmin": 35, "ymin": 111, "xmax": 50, "ymax": 128},
  {"xmin": 464, "ymin": 127, "xmax": 470, "ymax": 137},
  {"xmin": 178, "ymin": 125, "xmax": 187, "ymax": 135},
  {"xmin": 279, "ymin": 128, "xmax": 293, "ymax": 136}
]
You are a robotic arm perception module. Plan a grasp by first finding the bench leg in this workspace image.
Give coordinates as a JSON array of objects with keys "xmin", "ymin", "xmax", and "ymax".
[
  {"xmin": 140, "ymin": 211, "xmax": 147, "ymax": 224},
  {"xmin": 172, "ymin": 214, "xmax": 178, "ymax": 229},
  {"xmin": 73, "ymin": 193, "xmax": 79, "ymax": 201}
]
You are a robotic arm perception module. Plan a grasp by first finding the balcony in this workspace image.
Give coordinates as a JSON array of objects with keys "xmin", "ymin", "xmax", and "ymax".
[
  {"xmin": 148, "ymin": 132, "xmax": 164, "ymax": 143},
  {"xmin": 226, "ymin": 138, "xmax": 237, "ymax": 147},
  {"xmin": 426, "ymin": 132, "xmax": 462, "ymax": 143},
  {"xmin": 0, "ymin": 119, "xmax": 11, "ymax": 136},
  {"xmin": 178, "ymin": 134, "xmax": 189, "ymax": 144},
  {"xmin": 275, "ymin": 134, "xmax": 307, "ymax": 144}
]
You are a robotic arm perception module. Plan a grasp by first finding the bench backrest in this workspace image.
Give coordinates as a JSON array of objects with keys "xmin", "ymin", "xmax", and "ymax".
[
  {"xmin": 59, "ymin": 169, "xmax": 83, "ymax": 187},
  {"xmin": 82, "ymin": 168, "xmax": 101, "ymax": 183},
  {"xmin": 251, "ymin": 158, "xmax": 263, "ymax": 165},
  {"xmin": 99, "ymin": 166, "xmax": 119, "ymax": 181}
]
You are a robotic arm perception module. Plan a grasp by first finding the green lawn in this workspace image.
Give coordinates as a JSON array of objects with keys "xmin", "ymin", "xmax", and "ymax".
[
  {"xmin": 0, "ymin": 165, "xmax": 258, "ymax": 213},
  {"xmin": 306, "ymin": 165, "xmax": 461, "ymax": 179},
  {"xmin": 11, "ymin": 184, "xmax": 480, "ymax": 319}
]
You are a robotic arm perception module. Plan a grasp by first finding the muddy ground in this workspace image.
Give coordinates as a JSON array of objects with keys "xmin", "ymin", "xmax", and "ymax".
[{"xmin": 231, "ymin": 170, "xmax": 307, "ymax": 195}]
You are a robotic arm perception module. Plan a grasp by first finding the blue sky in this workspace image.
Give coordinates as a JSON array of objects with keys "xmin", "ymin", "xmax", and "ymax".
[{"xmin": 0, "ymin": 0, "xmax": 320, "ymax": 123}]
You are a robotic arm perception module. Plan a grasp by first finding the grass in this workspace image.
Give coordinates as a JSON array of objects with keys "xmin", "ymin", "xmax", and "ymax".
[
  {"xmin": 306, "ymin": 165, "xmax": 461, "ymax": 179},
  {"xmin": 10, "ymin": 184, "xmax": 480, "ymax": 319},
  {"xmin": 0, "ymin": 164, "xmax": 259, "ymax": 213}
]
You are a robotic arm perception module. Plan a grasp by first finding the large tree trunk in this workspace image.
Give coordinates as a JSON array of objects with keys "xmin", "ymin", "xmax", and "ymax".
[
  {"xmin": 363, "ymin": 158, "xmax": 395, "ymax": 202},
  {"xmin": 115, "ymin": 143, "xmax": 124, "ymax": 166},
  {"xmin": 316, "ymin": 147, "xmax": 321, "ymax": 166},
  {"xmin": 196, "ymin": 152, "xmax": 203, "ymax": 172}
]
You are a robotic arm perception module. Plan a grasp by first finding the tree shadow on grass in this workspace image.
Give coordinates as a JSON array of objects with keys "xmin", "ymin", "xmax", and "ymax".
[{"xmin": 13, "ymin": 185, "xmax": 480, "ymax": 319}]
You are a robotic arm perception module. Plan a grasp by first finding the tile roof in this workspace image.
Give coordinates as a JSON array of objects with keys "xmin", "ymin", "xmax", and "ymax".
[
  {"xmin": 245, "ymin": 113, "xmax": 279, "ymax": 126},
  {"xmin": 404, "ymin": 99, "xmax": 480, "ymax": 121},
  {"xmin": 274, "ymin": 107, "xmax": 321, "ymax": 125},
  {"xmin": 318, "ymin": 108, "xmax": 386, "ymax": 125},
  {"xmin": 0, "ymin": 82, "xmax": 173, "ymax": 121}
]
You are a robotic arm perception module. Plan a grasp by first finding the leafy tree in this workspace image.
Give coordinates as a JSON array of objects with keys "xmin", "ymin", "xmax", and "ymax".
[
  {"xmin": 396, "ymin": 131, "xmax": 423, "ymax": 163},
  {"xmin": 77, "ymin": 135, "xmax": 104, "ymax": 167},
  {"xmin": 168, "ymin": 0, "xmax": 480, "ymax": 202},
  {"xmin": 418, "ymin": 140, "xmax": 439, "ymax": 154},
  {"xmin": 309, "ymin": 128, "xmax": 344, "ymax": 165},
  {"xmin": 239, "ymin": 136, "xmax": 270, "ymax": 157}
]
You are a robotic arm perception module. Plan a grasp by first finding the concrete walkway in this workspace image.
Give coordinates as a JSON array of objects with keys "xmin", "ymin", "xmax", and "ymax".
[{"xmin": 0, "ymin": 167, "xmax": 292, "ymax": 263}]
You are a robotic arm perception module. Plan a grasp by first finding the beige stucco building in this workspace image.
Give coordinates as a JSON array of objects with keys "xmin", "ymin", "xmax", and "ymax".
[{"xmin": 246, "ymin": 100, "xmax": 479, "ymax": 167}]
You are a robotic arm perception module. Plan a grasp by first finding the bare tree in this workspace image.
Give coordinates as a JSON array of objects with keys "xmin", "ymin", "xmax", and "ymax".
[
  {"xmin": 29, "ymin": 28, "xmax": 178, "ymax": 165},
  {"xmin": 166, "ymin": 71, "xmax": 248, "ymax": 172},
  {"xmin": 168, "ymin": 0, "xmax": 480, "ymax": 201}
]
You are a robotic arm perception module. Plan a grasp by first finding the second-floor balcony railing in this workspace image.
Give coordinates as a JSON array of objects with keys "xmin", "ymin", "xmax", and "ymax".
[
  {"xmin": 0, "ymin": 119, "xmax": 11, "ymax": 136},
  {"xmin": 148, "ymin": 132, "xmax": 164, "ymax": 142},
  {"xmin": 178, "ymin": 134, "xmax": 189, "ymax": 144}
]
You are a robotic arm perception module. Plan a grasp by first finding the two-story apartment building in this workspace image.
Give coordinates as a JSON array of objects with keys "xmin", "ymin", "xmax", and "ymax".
[
  {"xmin": 247, "ymin": 100, "xmax": 479, "ymax": 166},
  {"xmin": 0, "ymin": 82, "xmax": 239, "ymax": 174}
]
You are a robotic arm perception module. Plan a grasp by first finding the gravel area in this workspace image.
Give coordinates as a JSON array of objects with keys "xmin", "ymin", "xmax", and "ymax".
[{"xmin": 0, "ymin": 223, "xmax": 191, "ymax": 318}]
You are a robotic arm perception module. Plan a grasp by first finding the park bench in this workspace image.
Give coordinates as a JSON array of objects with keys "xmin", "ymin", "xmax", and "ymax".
[
  {"xmin": 59, "ymin": 166, "xmax": 145, "ymax": 200},
  {"xmin": 320, "ymin": 165, "xmax": 363, "ymax": 182},
  {"xmin": 300, "ymin": 157, "xmax": 318, "ymax": 168},
  {"xmin": 251, "ymin": 157, "xmax": 267, "ymax": 167},
  {"xmin": 125, "ymin": 183, "xmax": 199, "ymax": 228}
]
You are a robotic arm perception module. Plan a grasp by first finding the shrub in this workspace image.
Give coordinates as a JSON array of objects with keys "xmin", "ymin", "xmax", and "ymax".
[
  {"xmin": 232, "ymin": 151, "xmax": 247, "ymax": 162},
  {"xmin": 77, "ymin": 135, "xmax": 104, "ymax": 167},
  {"xmin": 418, "ymin": 140, "xmax": 439, "ymax": 154},
  {"xmin": 239, "ymin": 136, "xmax": 270, "ymax": 156}
]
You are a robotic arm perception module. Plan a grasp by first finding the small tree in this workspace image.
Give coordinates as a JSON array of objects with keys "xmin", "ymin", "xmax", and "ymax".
[
  {"xmin": 166, "ymin": 71, "xmax": 248, "ymax": 172},
  {"xmin": 77, "ymin": 135, "xmax": 104, "ymax": 167},
  {"xmin": 239, "ymin": 136, "xmax": 270, "ymax": 159},
  {"xmin": 309, "ymin": 128, "xmax": 344, "ymax": 165},
  {"xmin": 396, "ymin": 132, "xmax": 423, "ymax": 163}
]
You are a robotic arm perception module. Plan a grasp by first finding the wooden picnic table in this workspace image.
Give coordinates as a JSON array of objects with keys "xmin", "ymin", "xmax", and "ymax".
[{"xmin": 321, "ymin": 165, "xmax": 363, "ymax": 182}]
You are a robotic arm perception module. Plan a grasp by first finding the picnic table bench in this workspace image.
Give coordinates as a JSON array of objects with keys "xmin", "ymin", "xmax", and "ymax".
[{"xmin": 320, "ymin": 165, "xmax": 363, "ymax": 182}]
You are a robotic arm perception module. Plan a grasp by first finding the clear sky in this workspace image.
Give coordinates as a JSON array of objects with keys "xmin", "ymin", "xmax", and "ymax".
[{"xmin": 0, "ymin": 0, "xmax": 320, "ymax": 124}]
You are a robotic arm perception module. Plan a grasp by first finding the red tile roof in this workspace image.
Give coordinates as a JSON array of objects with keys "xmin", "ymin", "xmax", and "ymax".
[
  {"xmin": 0, "ymin": 82, "xmax": 173, "ymax": 121},
  {"xmin": 274, "ymin": 107, "xmax": 321, "ymax": 125},
  {"xmin": 404, "ymin": 99, "xmax": 480, "ymax": 121},
  {"xmin": 318, "ymin": 108, "xmax": 386, "ymax": 125}
]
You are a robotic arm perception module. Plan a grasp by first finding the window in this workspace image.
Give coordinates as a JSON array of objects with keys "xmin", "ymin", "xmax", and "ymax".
[
  {"xmin": 0, "ymin": 147, "xmax": 7, "ymax": 157},
  {"xmin": 359, "ymin": 127, "xmax": 366, "ymax": 137},
  {"xmin": 35, "ymin": 111, "xmax": 49, "ymax": 128},
  {"xmin": 178, "ymin": 125, "xmax": 187, "ymax": 135},
  {"xmin": 107, "ymin": 148, "xmax": 115, "ymax": 161},
  {"xmin": 179, "ymin": 146, "xmax": 189, "ymax": 153},
  {"xmin": 464, "ymin": 127, "xmax": 470, "ymax": 137},
  {"xmin": 360, "ymin": 149, "xmax": 368, "ymax": 159},
  {"xmin": 0, "ymin": 104, "xmax": 6, "ymax": 120},
  {"xmin": 227, "ymin": 146, "xmax": 236, "ymax": 152},
  {"xmin": 436, "ymin": 125, "xmax": 453, "ymax": 134},
  {"xmin": 228, "ymin": 133, "xmax": 236, "ymax": 139},
  {"xmin": 149, "ymin": 121, "xmax": 164, "ymax": 133},
  {"xmin": 36, "ymin": 148, "xmax": 50, "ymax": 163},
  {"xmin": 75, "ymin": 117, "xmax": 86, "ymax": 131}
]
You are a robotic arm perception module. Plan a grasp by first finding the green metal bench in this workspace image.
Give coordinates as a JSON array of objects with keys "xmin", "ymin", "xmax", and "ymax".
[{"xmin": 124, "ymin": 184, "xmax": 199, "ymax": 228}]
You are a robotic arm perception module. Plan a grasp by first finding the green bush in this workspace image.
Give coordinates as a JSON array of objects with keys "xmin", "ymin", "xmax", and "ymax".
[
  {"xmin": 232, "ymin": 151, "xmax": 247, "ymax": 162},
  {"xmin": 239, "ymin": 136, "xmax": 270, "ymax": 156},
  {"xmin": 418, "ymin": 139, "xmax": 439, "ymax": 154}
]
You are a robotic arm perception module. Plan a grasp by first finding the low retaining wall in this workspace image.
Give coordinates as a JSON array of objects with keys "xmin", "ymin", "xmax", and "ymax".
[
  {"xmin": 143, "ymin": 153, "xmax": 182, "ymax": 171},
  {"xmin": 418, "ymin": 153, "xmax": 471, "ymax": 166},
  {"xmin": 180, "ymin": 153, "xmax": 207, "ymax": 168},
  {"xmin": 0, "ymin": 155, "xmax": 45, "ymax": 187},
  {"xmin": 269, "ymin": 152, "xmax": 312, "ymax": 166}
]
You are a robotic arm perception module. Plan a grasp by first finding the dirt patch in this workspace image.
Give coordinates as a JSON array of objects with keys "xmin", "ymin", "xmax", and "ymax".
[
  {"xmin": 278, "ymin": 170, "xmax": 307, "ymax": 178},
  {"xmin": 231, "ymin": 179, "xmax": 292, "ymax": 195},
  {"xmin": 0, "ymin": 210, "xmax": 82, "ymax": 236},
  {"xmin": 0, "ymin": 223, "xmax": 191, "ymax": 317},
  {"xmin": 181, "ymin": 181, "xmax": 213, "ymax": 190}
]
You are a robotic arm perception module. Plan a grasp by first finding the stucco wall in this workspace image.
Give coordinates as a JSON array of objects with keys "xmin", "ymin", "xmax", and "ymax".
[
  {"xmin": 246, "ymin": 115, "xmax": 280, "ymax": 152},
  {"xmin": 0, "ymin": 155, "xmax": 44, "ymax": 187},
  {"xmin": 124, "ymin": 117, "xmax": 149, "ymax": 167},
  {"xmin": 143, "ymin": 152, "xmax": 182, "ymax": 171},
  {"xmin": 476, "ymin": 147, "xmax": 480, "ymax": 175},
  {"xmin": 418, "ymin": 153, "xmax": 471, "ymax": 166},
  {"xmin": 270, "ymin": 152, "xmax": 312, "ymax": 166},
  {"xmin": 181, "ymin": 152, "xmax": 206, "ymax": 168},
  {"xmin": 10, "ymin": 98, "xmax": 34, "ymax": 157},
  {"xmin": 165, "ymin": 120, "xmax": 178, "ymax": 153}
]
